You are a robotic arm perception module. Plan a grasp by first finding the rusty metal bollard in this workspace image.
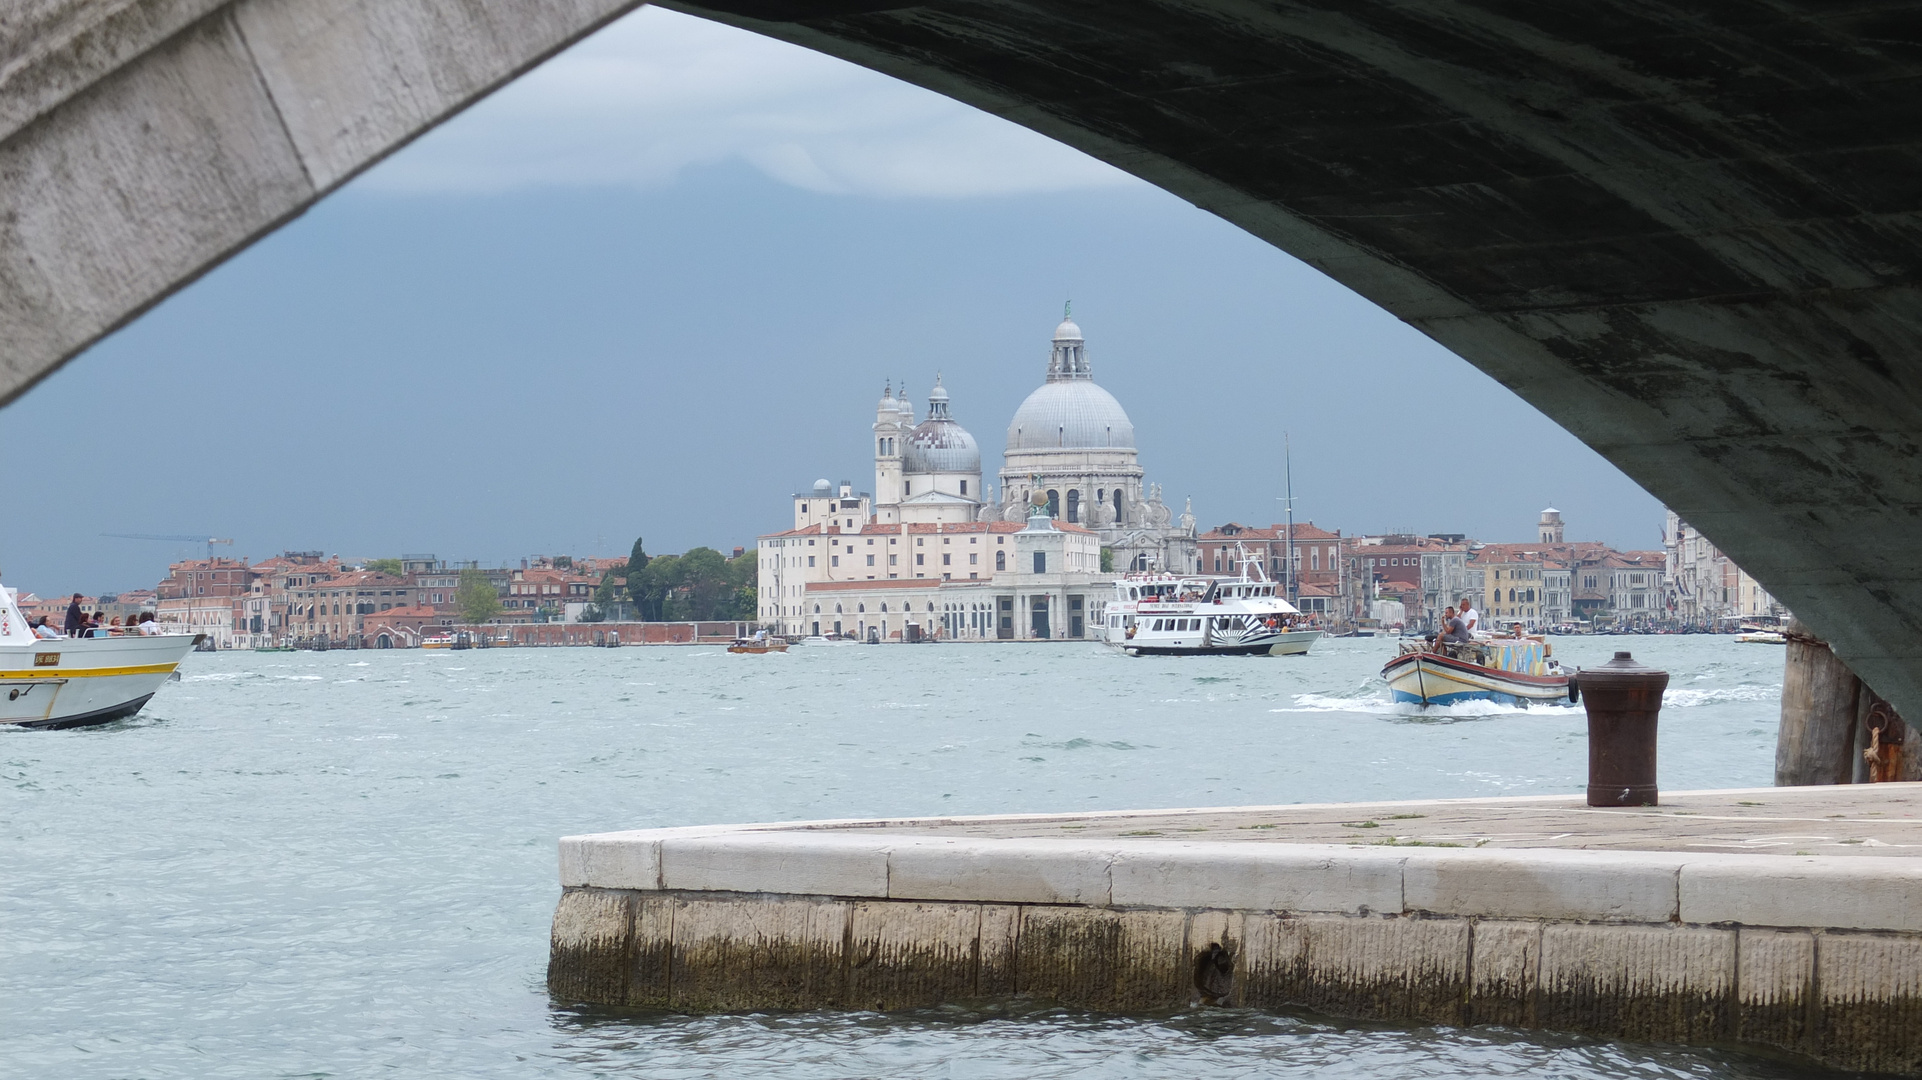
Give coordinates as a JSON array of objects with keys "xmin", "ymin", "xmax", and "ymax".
[{"xmin": 1576, "ymin": 651, "xmax": 1668, "ymax": 807}]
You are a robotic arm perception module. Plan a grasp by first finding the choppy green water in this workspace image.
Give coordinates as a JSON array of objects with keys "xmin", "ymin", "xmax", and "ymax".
[{"xmin": 3, "ymin": 637, "xmax": 1816, "ymax": 1078}]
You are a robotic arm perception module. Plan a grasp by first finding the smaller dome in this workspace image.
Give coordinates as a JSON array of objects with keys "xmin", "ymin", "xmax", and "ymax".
[
  {"xmin": 813, "ymin": 478, "xmax": 831, "ymax": 494},
  {"xmin": 1053, "ymin": 318, "xmax": 1083, "ymax": 342}
]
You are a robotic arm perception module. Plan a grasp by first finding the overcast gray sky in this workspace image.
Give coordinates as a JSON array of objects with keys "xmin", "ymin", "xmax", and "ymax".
[{"xmin": 0, "ymin": 7, "xmax": 1662, "ymax": 595}]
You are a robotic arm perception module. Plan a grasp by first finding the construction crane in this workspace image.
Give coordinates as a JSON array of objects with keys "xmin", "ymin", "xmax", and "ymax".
[{"xmin": 103, "ymin": 533, "xmax": 235, "ymax": 560}]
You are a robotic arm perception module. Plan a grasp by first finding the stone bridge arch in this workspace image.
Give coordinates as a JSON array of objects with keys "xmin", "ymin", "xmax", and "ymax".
[{"xmin": 4, "ymin": 0, "xmax": 1919, "ymax": 711}]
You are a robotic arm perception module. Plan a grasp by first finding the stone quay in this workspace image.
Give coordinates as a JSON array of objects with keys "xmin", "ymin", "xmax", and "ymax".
[{"xmin": 551, "ymin": 784, "xmax": 1922, "ymax": 1075}]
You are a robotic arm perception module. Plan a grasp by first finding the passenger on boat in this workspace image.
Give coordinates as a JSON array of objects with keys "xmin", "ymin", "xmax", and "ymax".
[
  {"xmin": 1507, "ymin": 622, "xmax": 1528, "ymax": 638},
  {"xmin": 86, "ymin": 613, "xmax": 106, "ymax": 638},
  {"xmin": 1434, "ymin": 606, "xmax": 1471, "ymax": 648},
  {"xmin": 138, "ymin": 612, "xmax": 161, "ymax": 635},
  {"xmin": 1459, "ymin": 599, "xmax": 1480, "ymax": 635},
  {"xmin": 32, "ymin": 616, "xmax": 61, "ymax": 639},
  {"xmin": 63, "ymin": 593, "xmax": 85, "ymax": 637}
]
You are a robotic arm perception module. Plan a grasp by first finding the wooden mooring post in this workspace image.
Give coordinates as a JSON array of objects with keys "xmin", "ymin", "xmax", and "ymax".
[{"xmin": 1777, "ymin": 617, "xmax": 1918, "ymax": 785}]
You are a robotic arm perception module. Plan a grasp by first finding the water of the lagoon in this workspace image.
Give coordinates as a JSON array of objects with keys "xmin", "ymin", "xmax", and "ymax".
[{"xmin": 3, "ymin": 636, "xmax": 1825, "ymax": 1079}]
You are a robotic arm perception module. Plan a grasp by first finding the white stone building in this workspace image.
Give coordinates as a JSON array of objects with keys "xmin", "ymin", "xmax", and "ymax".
[
  {"xmin": 1663, "ymin": 510, "xmax": 1783, "ymax": 626},
  {"xmin": 757, "ymin": 512, "xmax": 1105, "ymax": 640}
]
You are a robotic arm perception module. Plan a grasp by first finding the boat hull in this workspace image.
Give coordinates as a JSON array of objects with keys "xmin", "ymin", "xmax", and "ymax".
[
  {"xmin": 1, "ymin": 634, "xmax": 198, "ymax": 728},
  {"xmin": 1381, "ymin": 650, "xmax": 1570, "ymax": 706},
  {"xmin": 1119, "ymin": 629, "xmax": 1321, "ymax": 657}
]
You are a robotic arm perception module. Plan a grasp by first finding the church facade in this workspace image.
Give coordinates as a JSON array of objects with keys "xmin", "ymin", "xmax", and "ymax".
[{"xmin": 755, "ymin": 312, "xmax": 1197, "ymax": 639}]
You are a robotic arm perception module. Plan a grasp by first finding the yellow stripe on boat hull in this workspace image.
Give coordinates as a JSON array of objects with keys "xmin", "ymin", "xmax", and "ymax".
[{"xmin": 0, "ymin": 663, "xmax": 179, "ymax": 679}]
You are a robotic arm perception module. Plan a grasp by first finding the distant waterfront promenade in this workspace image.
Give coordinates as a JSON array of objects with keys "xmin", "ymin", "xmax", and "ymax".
[{"xmin": 31, "ymin": 501, "xmax": 1784, "ymax": 653}]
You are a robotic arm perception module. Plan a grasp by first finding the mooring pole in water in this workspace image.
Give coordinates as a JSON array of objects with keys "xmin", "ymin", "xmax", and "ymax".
[
  {"xmin": 1776, "ymin": 617, "xmax": 1864, "ymax": 785},
  {"xmin": 1579, "ymin": 651, "xmax": 1667, "ymax": 807}
]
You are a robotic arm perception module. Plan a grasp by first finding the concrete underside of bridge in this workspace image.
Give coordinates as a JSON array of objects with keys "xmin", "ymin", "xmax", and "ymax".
[{"xmin": 3, "ymin": 1, "xmax": 1919, "ymax": 709}]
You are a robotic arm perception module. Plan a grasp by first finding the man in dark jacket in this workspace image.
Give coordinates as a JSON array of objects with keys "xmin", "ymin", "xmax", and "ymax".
[{"xmin": 63, "ymin": 593, "xmax": 85, "ymax": 637}]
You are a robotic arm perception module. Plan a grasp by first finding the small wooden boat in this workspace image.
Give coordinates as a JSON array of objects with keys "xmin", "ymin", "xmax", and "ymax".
[
  {"xmin": 728, "ymin": 638, "xmax": 789, "ymax": 654},
  {"xmin": 1382, "ymin": 637, "xmax": 1571, "ymax": 706}
]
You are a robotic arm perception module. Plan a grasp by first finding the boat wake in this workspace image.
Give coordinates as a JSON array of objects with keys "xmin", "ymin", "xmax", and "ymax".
[{"xmin": 1276, "ymin": 691, "xmax": 1579, "ymax": 720}]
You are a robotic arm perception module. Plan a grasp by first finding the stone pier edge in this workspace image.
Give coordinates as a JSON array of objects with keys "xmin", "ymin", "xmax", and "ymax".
[{"xmin": 549, "ymin": 799, "xmax": 1922, "ymax": 1076}]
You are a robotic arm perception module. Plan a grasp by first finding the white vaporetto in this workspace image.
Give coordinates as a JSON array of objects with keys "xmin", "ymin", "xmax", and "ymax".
[{"xmin": 1100, "ymin": 557, "xmax": 1320, "ymax": 657}]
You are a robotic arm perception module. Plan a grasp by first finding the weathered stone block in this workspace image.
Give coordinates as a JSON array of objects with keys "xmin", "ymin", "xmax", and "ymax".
[
  {"xmin": 1405, "ymin": 849, "xmax": 1681, "ymax": 923},
  {"xmin": 0, "ymin": 10, "xmax": 314, "ymax": 391},
  {"xmin": 1109, "ymin": 842, "xmax": 1403, "ymax": 915},
  {"xmin": 1681, "ymin": 856, "xmax": 1922, "ymax": 932},
  {"xmin": 236, "ymin": 0, "xmax": 631, "ymax": 189},
  {"xmin": 1239, "ymin": 914, "xmax": 1469, "ymax": 1024},
  {"xmin": 1732, "ymin": 928, "xmax": 1813, "ymax": 1056},
  {"xmin": 1467, "ymin": 920, "xmax": 1540, "ymax": 1026},
  {"xmin": 548, "ymin": 887, "xmax": 631, "ymax": 1006},
  {"xmin": 847, "ymin": 901, "xmax": 982, "ymax": 1011},
  {"xmin": 628, "ymin": 895, "xmax": 675, "ymax": 1009},
  {"xmin": 1537, "ymin": 923, "xmax": 1733, "ymax": 1044},
  {"xmin": 1816, "ymin": 931, "xmax": 1922, "ymax": 1075},
  {"xmin": 560, "ymin": 831, "xmax": 660, "ymax": 890},
  {"xmin": 978, "ymin": 904, "xmax": 1019, "ymax": 998},
  {"xmin": 889, "ymin": 838, "xmax": 1111, "ymax": 905},
  {"xmin": 669, "ymin": 896, "xmax": 848, "ymax": 1011},
  {"xmin": 1014, "ymin": 906, "xmax": 1187, "ymax": 1011},
  {"xmin": 662, "ymin": 834, "xmax": 889, "ymax": 897}
]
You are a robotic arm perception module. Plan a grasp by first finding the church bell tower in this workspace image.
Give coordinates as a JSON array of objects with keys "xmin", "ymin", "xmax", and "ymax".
[{"xmin": 873, "ymin": 381, "xmax": 907, "ymax": 522}]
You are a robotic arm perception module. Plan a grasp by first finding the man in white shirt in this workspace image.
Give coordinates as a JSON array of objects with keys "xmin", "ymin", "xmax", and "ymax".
[{"xmin": 1459, "ymin": 597, "xmax": 1480, "ymax": 635}]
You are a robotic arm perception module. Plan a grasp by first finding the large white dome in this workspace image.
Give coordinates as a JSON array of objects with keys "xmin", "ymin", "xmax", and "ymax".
[{"xmin": 1007, "ymin": 380, "xmax": 1136, "ymax": 451}]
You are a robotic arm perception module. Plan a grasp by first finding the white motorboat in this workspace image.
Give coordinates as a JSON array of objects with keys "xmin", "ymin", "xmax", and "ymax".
[
  {"xmin": 795, "ymin": 633, "xmax": 860, "ymax": 647},
  {"xmin": 0, "ymin": 585, "xmax": 200, "ymax": 729},
  {"xmin": 1101, "ymin": 565, "xmax": 1320, "ymax": 657}
]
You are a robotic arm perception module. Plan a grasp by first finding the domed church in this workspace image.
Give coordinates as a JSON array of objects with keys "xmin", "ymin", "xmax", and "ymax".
[
  {"xmin": 867, "ymin": 309, "xmax": 1195, "ymax": 572},
  {"xmin": 995, "ymin": 310, "xmax": 1194, "ymax": 573}
]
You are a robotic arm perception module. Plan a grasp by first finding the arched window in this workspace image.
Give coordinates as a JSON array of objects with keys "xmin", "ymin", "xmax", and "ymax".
[
  {"xmin": 1114, "ymin": 490, "xmax": 1124, "ymax": 522},
  {"xmin": 1046, "ymin": 489, "xmax": 1060, "ymax": 518},
  {"xmin": 1066, "ymin": 490, "xmax": 1081, "ymax": 523},
  {"xmin": 995, "ymin": 550, "xmax": 1006, "ymax": 571}
]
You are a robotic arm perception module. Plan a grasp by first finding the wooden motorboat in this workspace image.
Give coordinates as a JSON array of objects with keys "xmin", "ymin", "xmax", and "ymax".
[
  {"xmin": 1382, "ymin": 637, "xmax": 1571, "ymax": 706},
  {"xmin": 728, "ymin": 638, "xmax": 789, "ymax": 654}
]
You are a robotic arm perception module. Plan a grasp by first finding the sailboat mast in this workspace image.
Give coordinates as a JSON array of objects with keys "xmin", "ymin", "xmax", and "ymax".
[{"xmin": 1284, "ymin": 432, "xmax": 1297, "ymax": 605}]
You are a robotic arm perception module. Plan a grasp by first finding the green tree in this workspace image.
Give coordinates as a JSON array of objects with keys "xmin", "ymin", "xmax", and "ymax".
[
  {"xmin": 722, "ymin": 548, "xmax": 757, "ymax": 619},
  {"xmin": 365, "ymin": 558, "xmax": 403, "ymax": 577},
  {"xmin": 1100, "ymin": 547, "xmax": 1115, "ymax": 573},
  {"xmin": 675, "ymin": 547, "xmax": 731, "ymax": 620},
  {"xmin": 634, "ymin": 553, "xmax": 679, "ymax": 621},
  {"xmin": 456, "ymin": 568, "xmax": 502, "ymax": 623},
  {"xmin": 552, "ymin": 555, "xmax": 573, "ymax": 569},
  {"xmin": 623, "ymin": 537, "xmax": 651, "ymax": 613}
]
